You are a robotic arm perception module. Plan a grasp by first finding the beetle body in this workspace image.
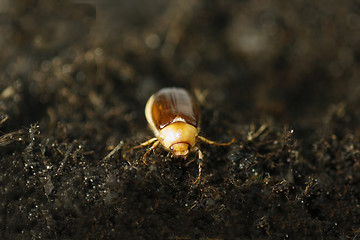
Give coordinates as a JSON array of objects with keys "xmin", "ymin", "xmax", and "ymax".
[
  {"xmin": 145, "ymin": 88, "xmax": 199, "ymax": 156},
  {"xmin": 135, "ymin": 87, "xmax": 234, "ymax": 184}
]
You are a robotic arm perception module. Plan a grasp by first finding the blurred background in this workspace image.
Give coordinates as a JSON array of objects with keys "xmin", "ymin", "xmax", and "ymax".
[{"xmin": 1, "ymin": 0, "xmax": 359, "ymax": 135}]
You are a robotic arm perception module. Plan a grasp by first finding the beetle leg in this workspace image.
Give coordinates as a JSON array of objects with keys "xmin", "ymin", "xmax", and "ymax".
[
  {"xmin": 141, "ymin": 140, "xmax": 160, "ymax": 165},
  {"xmin": 132, "ymin": 137, "xmax": 158, "ymax": 149},
  {"xmin": 193, "ymin": 149, "xmax": 204, "ymax": 184},
  {"xmin": 198, "ymin": 136, "xmax": 235, "ymax": 146}
]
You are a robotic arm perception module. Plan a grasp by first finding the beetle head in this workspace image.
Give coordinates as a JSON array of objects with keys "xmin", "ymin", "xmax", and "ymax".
[{"xmin": 170, "ymin": 142, "xmax": 191, "ymax": 156}]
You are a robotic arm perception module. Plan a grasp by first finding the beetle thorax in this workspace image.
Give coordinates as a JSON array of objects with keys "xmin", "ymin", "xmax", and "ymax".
[{"xmin": 158, "ymin": 122, "xmax": 198, "ymax": 156}]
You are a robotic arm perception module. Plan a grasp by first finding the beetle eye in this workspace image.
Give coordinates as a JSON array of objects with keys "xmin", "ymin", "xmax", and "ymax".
[{"xmin": 170, "ymin": 146, "xmax": 174, "ymax": 151}]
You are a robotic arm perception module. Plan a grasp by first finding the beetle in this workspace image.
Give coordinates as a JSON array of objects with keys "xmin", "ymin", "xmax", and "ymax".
[{"xmin": 133, "ymin": 87, "xmax": 234, "ymax": 184}]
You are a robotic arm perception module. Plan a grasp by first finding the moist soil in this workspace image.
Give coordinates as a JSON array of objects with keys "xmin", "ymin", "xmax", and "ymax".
[{"xmin": 1, "ymin": 1, "xmax": 360, "ymax": 239}]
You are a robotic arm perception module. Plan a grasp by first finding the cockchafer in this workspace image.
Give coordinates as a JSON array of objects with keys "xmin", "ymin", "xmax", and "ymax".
[{"xmin": 133, "ymin": 87, "xmax": 234, "ymax": 184}]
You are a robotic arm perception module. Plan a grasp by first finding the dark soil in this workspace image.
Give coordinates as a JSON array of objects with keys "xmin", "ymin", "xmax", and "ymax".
[{"xmin": 1, "ymin": 1, "xmax": 360, "ymax": 239}]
